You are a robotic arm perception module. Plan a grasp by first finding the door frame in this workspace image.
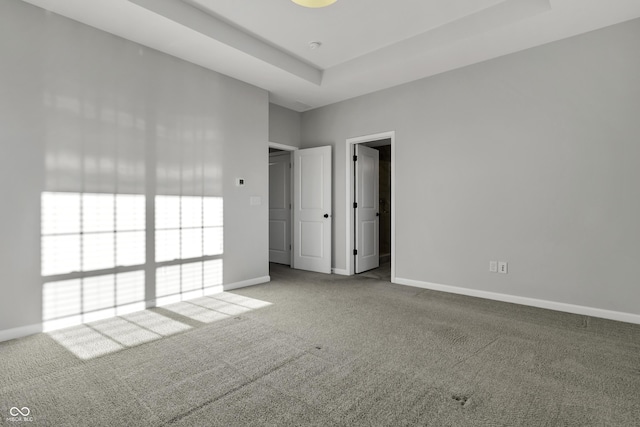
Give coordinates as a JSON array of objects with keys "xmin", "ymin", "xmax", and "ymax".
[
  {"xmin": 268, "ymin": 142, "xmax": 297, "ymax": 267},
  {"xmin": 269, "ymin": 142, "xmax": 297, "ymax": 152},
  {"xmin": 345, "ymin": 131, "xmax": 396, "ymax": 281}
]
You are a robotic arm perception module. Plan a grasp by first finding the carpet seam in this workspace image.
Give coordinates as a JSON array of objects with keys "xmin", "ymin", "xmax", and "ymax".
[{"xmin": 164, "ymin": 352, "xmax": 308, "ymax": 425}]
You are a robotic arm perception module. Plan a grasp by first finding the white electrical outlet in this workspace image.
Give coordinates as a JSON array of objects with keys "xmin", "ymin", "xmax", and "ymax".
[
  {"xmin": 498, "ymin": 262, "xmax": 508, "ymax": 274},
  {"xmin": 489, "ymin": 261, "xmax": 498, "ymax": 273}
]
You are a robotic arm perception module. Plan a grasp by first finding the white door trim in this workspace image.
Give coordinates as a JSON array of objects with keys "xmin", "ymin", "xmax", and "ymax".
[
  {"xmin": 268, "ymin": 141, "xmax": 297, "ymax": 151},
  {"xmin": 345, "ymin": 131, "xmax": 396, "ymax": 282}
]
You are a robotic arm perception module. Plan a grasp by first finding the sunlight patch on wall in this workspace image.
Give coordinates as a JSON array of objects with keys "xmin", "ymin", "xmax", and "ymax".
[
  {"xmin": 41, "ymin": 192, "xmax": 146, "ymax": 276},
  {"xmin": 156, "ymin": 259, "xmax": 223, "ymax": 306},
  {"xmin": 155, "ymin": 195, "xmax": 224, "ymax": 304},
  {"xmin": 41, "ymin": 192, "xmax": 226, "ymax": 335},
  {"xmin": 43, "ymin": 271, "xmax": 146, "ymax": 332},
  {"xmin": 41, "ymin": 192, "xmax": 148, "ymax": 331},
  {"xmin": 155, "ymin": 195, "xmax": 223, "ymax": 262}
]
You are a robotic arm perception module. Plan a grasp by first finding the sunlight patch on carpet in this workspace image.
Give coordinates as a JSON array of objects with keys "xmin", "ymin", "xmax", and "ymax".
[{"xmin": 46, "ymin": 292, "xmax": 271, "ymax": 360}]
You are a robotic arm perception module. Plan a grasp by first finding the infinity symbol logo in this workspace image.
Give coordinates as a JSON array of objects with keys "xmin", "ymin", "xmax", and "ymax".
[{"xmin": 9, "ymin": 407, "xmax": 30, "ymax": 417}]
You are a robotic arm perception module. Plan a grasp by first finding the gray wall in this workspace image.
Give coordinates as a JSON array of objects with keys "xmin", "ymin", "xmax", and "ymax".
[
  {"xmin": 301, "ymin": 19, "xmax": 640, "ymax": 316},
  {"xmin": 0, "ymin": 0, "xmax": 269, "ymax": 337},
  {"xmin": 269, "ymin": 103, "xmax": 301, "ymax": 147}
]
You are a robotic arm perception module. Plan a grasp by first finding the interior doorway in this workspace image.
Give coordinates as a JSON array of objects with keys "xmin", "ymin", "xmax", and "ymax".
[
  {"xmin": 269, "ymin": 148, "xmax": 291, "ymax": 266},
  {"xmin": 268, "ymin": 143, "xmax": 296, "ymax": 267},
  {"xmin": 345, "ymin": 131, "xmax": 395, "ymax": 282},
  {"xmin": 268, "ymin": 142, "xmax": 333, "ymax": 275}
]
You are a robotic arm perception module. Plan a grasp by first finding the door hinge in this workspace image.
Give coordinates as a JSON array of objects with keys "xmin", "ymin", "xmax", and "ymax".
[
  {"xmin": 353, "ymin": 249, "xmax": 358, "ymax": 256},
  {"xmin": 353, "ymin": 155, "xmax": 358, "ymax": 162},
  {"xmin": 289, "ymin": 244, "xmax": 291, "ymax": 250},
  {"xmin": 289, "ymin": 163, "xmax": 291, "ymax": 168},
  {"xmin": 353, "ymin": 202, "xmax": 357, "ymax": 208}
]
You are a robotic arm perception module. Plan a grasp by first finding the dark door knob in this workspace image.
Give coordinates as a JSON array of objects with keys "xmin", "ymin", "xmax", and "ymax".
[
  {"xmin": 376, "ymin": 212, "xmax": 380, "ymax": 217},
  {"xmin": 324, "ymin": 214, "xmax": 329, "ymax": 218}
]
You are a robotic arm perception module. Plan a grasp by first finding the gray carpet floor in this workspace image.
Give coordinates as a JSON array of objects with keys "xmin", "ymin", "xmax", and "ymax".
[{"xmin": 1, "ymin": 263, "xmax": 639, "ymax": 426}]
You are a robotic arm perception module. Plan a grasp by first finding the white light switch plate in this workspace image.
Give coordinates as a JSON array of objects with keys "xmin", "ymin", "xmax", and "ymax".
[{"xmin": 489, "ymin": 261, "xmax": 498, "ymax": 273}]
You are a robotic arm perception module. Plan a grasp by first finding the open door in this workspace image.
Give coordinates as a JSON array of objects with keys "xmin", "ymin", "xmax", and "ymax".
[
  {"xmin": 355, "ymin": 144, "xmax": 379, "ymax": 273},
  {"xmin": 293, "ymin": 146, "xmax": 332, "ymax": 274},
  {"xmin": 269, "ymin": 151, "xmax": 291, "ymax": 265}
]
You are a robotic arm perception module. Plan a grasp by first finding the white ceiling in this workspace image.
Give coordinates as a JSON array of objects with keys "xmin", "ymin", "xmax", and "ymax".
[
  {"xmin": 187, "ymin": 0, "xmax": 508, "ymax": 69},
  {"xmin": 18, "ymin": 0, "xmax": 640, "ymax": 112}
]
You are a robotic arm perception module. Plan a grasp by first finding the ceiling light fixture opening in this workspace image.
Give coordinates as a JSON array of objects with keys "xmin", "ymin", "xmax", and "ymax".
[
  {"xmin": 291, "ymin": 0, "xmax": 337, "ymax": 8},
  {"xmin": 309, "ymin": 41, "xmax": 322, "ymax": 50}
]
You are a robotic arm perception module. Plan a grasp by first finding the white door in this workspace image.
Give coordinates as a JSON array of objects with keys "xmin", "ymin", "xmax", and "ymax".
[
  {"xmin": 355, "ymin": 144, "xmax": 379, "ymax": 273},
  {"xmin": 293, "ymin": 146, "xmax": 332, "ymax": 274},
  {"xmin": 269, "ymin": 151, "xmax": 291, "ymax": 265}
]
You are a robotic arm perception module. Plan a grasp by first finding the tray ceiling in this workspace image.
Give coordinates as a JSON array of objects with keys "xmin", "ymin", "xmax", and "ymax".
[{"xmin": 18, "ymin": 0, "xmax": 640, "ymax": 111}]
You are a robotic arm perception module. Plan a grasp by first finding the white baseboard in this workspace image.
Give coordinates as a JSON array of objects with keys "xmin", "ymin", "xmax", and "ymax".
[
  {"xmin": 224, "ymin": 276, "xmax": 271, "ymax": 291},
  {"xmin": 7, "ymin": 275, "xmax": 634, "ymax": 343},
  {"xmin": 394, "ymin": 277, "xmax": 640, "ymax": 325},
  {"xmin": 0, "ymin": 323, "xmax": 42, "ymax": 343},
  {"xmin": 332, "ymin": 268, "xmax": 349, "ymax": 276}
]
